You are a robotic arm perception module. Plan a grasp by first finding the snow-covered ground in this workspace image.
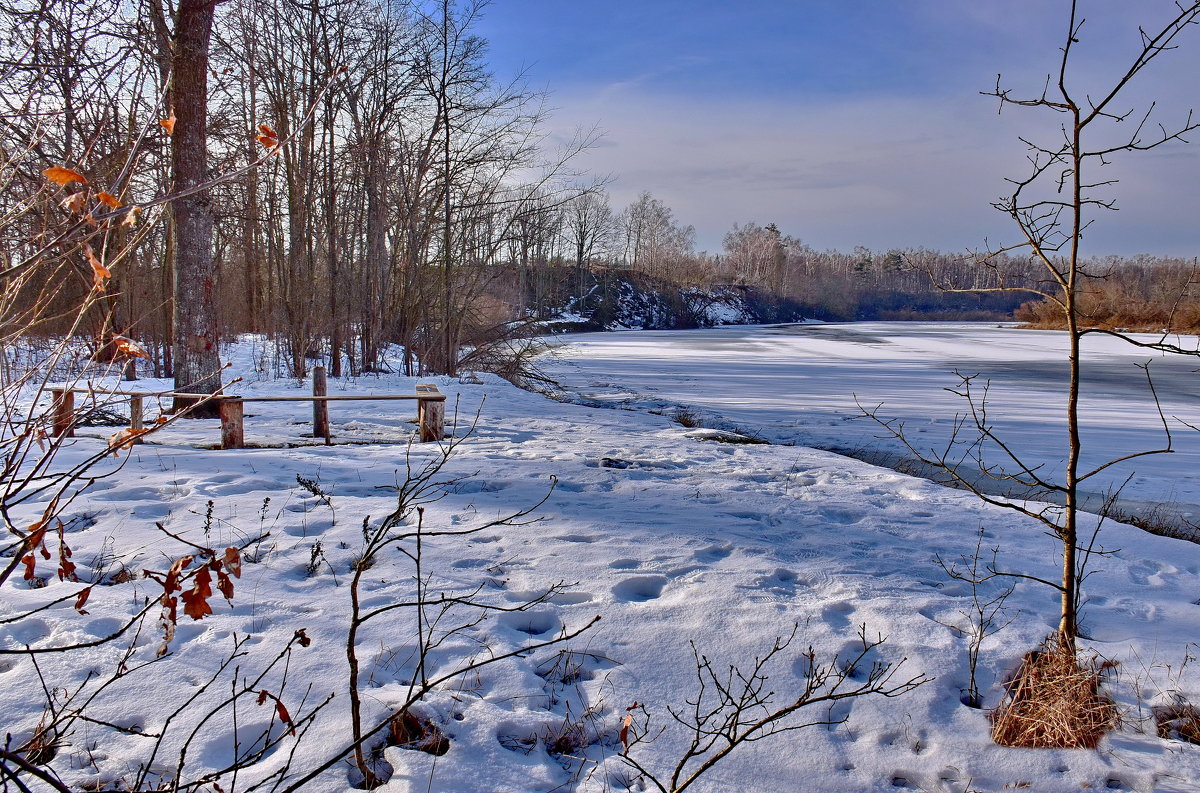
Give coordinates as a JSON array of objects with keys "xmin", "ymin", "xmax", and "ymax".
[
  {"xmin": 3, "ymin": 328, "xmax": 1200, "ymax": 793},
  {"xmin": 540, "ymin": 322, "xmax": 1200, "ymax": 532}
]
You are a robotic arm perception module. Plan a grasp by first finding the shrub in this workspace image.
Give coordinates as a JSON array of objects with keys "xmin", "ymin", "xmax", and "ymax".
[{"xmin": 990, "ymin": 640, "xmax": 1117, "ymax": 748}]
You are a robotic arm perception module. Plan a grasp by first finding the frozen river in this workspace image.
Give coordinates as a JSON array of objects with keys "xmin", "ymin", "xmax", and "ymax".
[{"xmin": 541, "ymin": 322, "xmax": 1200, "ymax": 534}]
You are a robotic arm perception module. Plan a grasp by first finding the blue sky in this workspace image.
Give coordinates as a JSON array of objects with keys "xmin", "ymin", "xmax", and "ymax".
[{"xmin": 475, "ymin": 1, "xmax": 1200, "ymax": 256}]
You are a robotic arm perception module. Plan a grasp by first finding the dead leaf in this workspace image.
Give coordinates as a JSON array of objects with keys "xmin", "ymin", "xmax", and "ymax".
[
  {"xmin": 181, "ymin": 566, "xmax": 213, "ymax": 620},
  {"xmin": 121, "ymin": 207, "xmax": 141, "ymax": 227},
  {"xmin": 256, "ymin": 124, "xmax": 279, "ymax": 150},
  {"xmin": 44, "ymin": 166, "xmax": 87, "ymax": 186},
  {"xmin": 216, "ymin": 568, "xmax": 234, "ymax": 600},
  {"xmin": 74, "ymin": 586, "xmax": 92, "ymax": 614},
  {"xmin": 163, "ymin": 554, "xmax": 194, "ymax": 596},
  {"xmin": 86, "ymin": 245, "xmax": 111, "ymax": 292},
  {"xmin": 275, "ymin": 700, "xmax": 295, "ymax": 734},
  {"xmin": 160, "ymin": 112, "xmax": 177, "ymax": 135},
  {"xmin": 113, "ymin": 335, "xmax": 150, "ymax": 359},
  {"xmin": 222, "ymin": 547, "xmax": 242, "ymax": 578},
  {"xmin": 21, "ymin": 554, "xmax": 35, "ymax": 580},
  {"xmin": 108, "ymin": 427, "xmax": 146, "ymax": 453},
  {"xmin": 61, "ymin": 191, "xmax": 87, "ymax": 213},
  {"xmin": 97, "ymin": 191, "xmax": 123, "ymax": 209},
  {"xmin": 57, "ymin": 524, "xmax": 77, "ymax": 582}
]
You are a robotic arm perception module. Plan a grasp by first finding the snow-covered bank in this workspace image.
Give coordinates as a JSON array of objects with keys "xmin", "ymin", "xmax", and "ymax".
[
  {"xmin": 3, "ymin": 337, "xmax": 1200, "ymax": 792},
  {"xmin": 539, "ymin": 321, "xmax": 1200, "ymax": 537}
]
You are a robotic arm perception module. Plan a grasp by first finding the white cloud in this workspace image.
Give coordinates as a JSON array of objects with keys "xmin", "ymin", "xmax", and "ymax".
[{"xmin": 543, "ymin": 80, "xmax": 1200, "ymax": 257}]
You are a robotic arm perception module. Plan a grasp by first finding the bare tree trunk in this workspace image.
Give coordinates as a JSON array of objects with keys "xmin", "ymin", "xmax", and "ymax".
[{"xmin": 171, "ymin": 0, "xmax": 222, "ymax": 415}]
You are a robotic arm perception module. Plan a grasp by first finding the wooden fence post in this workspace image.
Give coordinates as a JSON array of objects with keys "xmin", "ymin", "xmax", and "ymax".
[
  {"xmin": 51, "ymin": 388, "xmax": 75, "ymax": 437},
  {"xmin": 416, "ymin": 384, "xmax": 444, "ymax": 443},
  {"xmin": 129, "ymin": 395, "xmax": 145, "ymax": 444},
  {"xmin": 312, "ymin": 365, "xmax": 330, "ymax": 442},
  {"xmin": 219, "ymin": 397, "xmax": 245, "ymax": 449}
]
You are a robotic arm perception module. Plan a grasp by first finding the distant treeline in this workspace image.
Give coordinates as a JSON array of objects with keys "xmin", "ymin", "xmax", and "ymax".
[{"xmin": 1013, "ymin": 256, "xmax": 1200, "ymax": 332}]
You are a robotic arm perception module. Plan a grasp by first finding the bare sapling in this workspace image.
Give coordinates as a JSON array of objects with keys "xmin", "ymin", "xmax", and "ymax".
[
  {"xmin": 617, "ymin": 626, "xmax": 927, "ymax": 793},
  {"xmin": 321, "ymin": 423, "xmax": 599, "ymax": 789},
  {"xmin": 935, "ymin": 528, "xmax": 1017, "ymax": 708},
  {"xmin": 863, "ymin": 0, "xmax": 1200, "ymax": 749}
]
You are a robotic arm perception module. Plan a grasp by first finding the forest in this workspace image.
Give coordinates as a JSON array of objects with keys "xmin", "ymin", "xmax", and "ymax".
[{"xmin": 5, "ymin": 0, "xmax": 1199, "ymax": 398}]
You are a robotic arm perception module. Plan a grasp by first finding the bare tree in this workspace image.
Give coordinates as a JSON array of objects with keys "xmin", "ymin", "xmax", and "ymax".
[
  {"xmin": 165, "ymin": 0, "xmax": 224, "ymax": 413},
  {"xmin": 869, "ymin": 1, "xmax": 1200, "ymax": 651}
]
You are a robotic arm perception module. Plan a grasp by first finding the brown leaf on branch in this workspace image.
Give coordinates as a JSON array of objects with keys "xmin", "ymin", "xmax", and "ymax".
[
  {"xmin": 74, "ymin": 586, "xmax": 92, "ymax": 614},
  {"xmin": 113, "ymin": 335, "xmax": 150, "ymax": 359},
  {"xmin": 108, "ymin": 427, "xmax": 147, "ymax": 453},
  {"xmin": 162, "ymin": 554, "xmax": 194, "ymax": 596},
  {"xmin": 216, "ymin": 568, "xmax": 234, "ymax": 600},
  {"xmin": 26, "ymin": 521, "xmax": 48, "ymax": 555},
  {"xmin": 21, "ymin": 554, "xmax": 35, "ymax": 581},
  {"xmin": 275, "ymin": 700, "xmax": 292, "ymax": 726},
  {"xmin": 160, "ymin": 112, "xmax": 176, "ymax": 135},
  {"xmin": 86, "ymin": 245, "xmax": 110, "ymax": 291},
  {"xmin": 157, "ymin": 595, "xmax": 178, "ymax": 657},
  {"xmin": 57, "ymin": 523, "xmax": 77, "ymax": 582},
  {"xmin": 61, "ymin": 191, "xmax": 88, "ymax": 213},
  {"xmin": 256, "ymin": 123, "xmax": 279, "ymax": 150},
  {"xmin": 222, "ymin": 547, "xmax": 242, "ymax": 578},
  {"xmin": 97, "ymin": 191, "xmax": 123, "ymax": 209},
  {"xmin": 181, "ymin": 566, "xmax": 214, "ymax": 620},
  {"xmin": 121, "ymin": 206, "xmax": 141, "ymax": 227},
  {"xmin": 44, "ymin": 166, "xmax": 87, "ymax": 186}
]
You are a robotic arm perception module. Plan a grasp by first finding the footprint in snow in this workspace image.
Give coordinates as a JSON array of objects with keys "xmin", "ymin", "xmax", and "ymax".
[
  {"xmin": 820, "ymin": 601, "xmax": 855, "ymax": 630},
  {"xmin": 693, "ymin": 544, "xmax": 732, "ymax": 563},
  {"xmin": 611, "ymin": 575, "xmax": 668, "ymax": 603},
  {"xmin": 499, "ymin": 610, "xmax": 561, "ymax": 637}
]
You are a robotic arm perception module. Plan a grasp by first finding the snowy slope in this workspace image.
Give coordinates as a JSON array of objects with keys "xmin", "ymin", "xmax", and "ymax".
[
  {"xmin": 539, "ymin": 322, "xmax": 1200, "ymax": 535},
  {"xmin": 2, "ymin": 333, "xmax": 1200, "ymax": 793}
]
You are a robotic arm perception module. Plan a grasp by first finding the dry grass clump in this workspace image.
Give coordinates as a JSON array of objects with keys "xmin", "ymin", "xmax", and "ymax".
[
  {"xmin": 387, "ymin": 710, "xmax": 450, "ymax": 756},
  {"xmin": 1154, "ymin": 702, "xmax": 1200, "ymax": 745},
  {"xmin": 990, "ymin": 641, "xmax": 1117, "ymax": 748}
]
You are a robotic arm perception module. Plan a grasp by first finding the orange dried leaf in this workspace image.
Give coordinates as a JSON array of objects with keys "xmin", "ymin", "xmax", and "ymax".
[
  {"xmin": 160, "ymin": 112, "xmax": 177, "ymax": 135},
  {"xmin": 21, "ymin": 554, "xmax": 35, "ymax": 580},
  {"xmin": 61, "ymin": 191, "xmax": 88, "ymax": 213},
  {"xmin": 620, "ymin": 713, "xmax": 632, "ymax": 749},
  {"xmin": 163, "ymin": 554, "xmax": 194, "ymax": 595},
  {"xmin": 109, "ymin": 427, "xmax": 146, "ymax": 452},
  {"xmin": 44, "ymin": 166, "xmax": 87, "ymax": 186},
  {"xmin": 275, "ymin": 700, "xmax": 295, "ymax": 735},
  {"xmin": 256, "ymin": 134, "xmax": 279, "ymax": 149},
  {"xmin": 75, "ymin": 586, "xmax": 93, "ymax": 614},
  {"xmin": 222, "ymin": 547, "xmax": 242, "ymax": 578},
  {"xmin": 181, "ymin": 566, "xmax": 213, "ymax": 620},
  {"xmin": 256, "ymin": 690, "xmax": 269, "ymax": 706},
  {"xmin": 121, "ymin": 207, "xmax": 141, "ymax": 227},
  {"xmin": 257, "ymin": 124, "xmax": 277, "ymax": 137},
  {"xmin": 87, "ymin": 245, "xmax": 111, "ymax": 292},
  {"xmin": 97, "ymin": 191, "xmax": 123, "ymax": 209},
  {"xmin": 113, "ymin": 335, "xmax": 150, "ymax": 360},
  {"xmin": 216, "ymin": 569, "xmax": 234, "ymax": 600},
  {"xmin": 26, "ymin": 521, "xmax": 48, "ymax": 553},
  {"xmin": 58, "ymin": 526, "xmax": 77, "ymax": 582}
]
